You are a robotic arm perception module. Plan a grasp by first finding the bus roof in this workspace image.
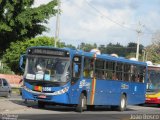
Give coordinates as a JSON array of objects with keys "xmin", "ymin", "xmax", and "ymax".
[
  {"xmin": 148, "ymin": 64, "xmax": 160, "ymax": 71},
  {"xmin": 27, "ymin": 46, "xmax": 147, "ymax": 66}
]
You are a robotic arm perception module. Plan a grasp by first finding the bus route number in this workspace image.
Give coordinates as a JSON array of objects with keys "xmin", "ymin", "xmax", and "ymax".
[{"xmin": 42, "ymin": 87, "xmax": 51, "ymax": 92}]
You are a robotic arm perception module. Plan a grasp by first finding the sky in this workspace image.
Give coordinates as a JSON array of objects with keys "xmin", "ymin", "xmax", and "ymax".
[{"xmin": 34, "ymin": 0, "xmax": 160, "ymax": 47}]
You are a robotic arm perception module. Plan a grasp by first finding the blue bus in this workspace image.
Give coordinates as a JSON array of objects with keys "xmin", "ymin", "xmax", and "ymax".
[{"xmin": 19, "ymin": 46, "xmax": 147, "ymax": 112}]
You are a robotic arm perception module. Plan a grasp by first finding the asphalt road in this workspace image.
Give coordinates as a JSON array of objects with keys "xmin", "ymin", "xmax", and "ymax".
[{"xmin": 0, "ymin": 94, "xmax": 160, "ymax": 120}]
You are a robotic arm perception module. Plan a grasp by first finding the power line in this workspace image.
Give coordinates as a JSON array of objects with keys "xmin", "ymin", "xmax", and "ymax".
[
  {"xmin": 143, "ymin": 25, "xmax": 156, "ymax": 35},
  {"xmin": 84, "ymin": 0, "xmax": 157, "ymax": 35},
  {"xmin": 84, "ymin": 0, "xmax": 136, "ymax": 31}
]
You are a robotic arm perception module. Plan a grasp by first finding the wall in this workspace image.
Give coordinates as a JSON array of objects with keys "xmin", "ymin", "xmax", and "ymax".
[{"xmin": 0, "ymin": 74, "xmax": 22, "ymax": 87}]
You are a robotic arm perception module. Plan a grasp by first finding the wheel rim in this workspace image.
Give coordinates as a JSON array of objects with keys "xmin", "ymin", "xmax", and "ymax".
[
  {"xmin": 121, "ymin": 97, "xmax": 125, "ymax": 109},
  {"xmin": 81, "ymin": 98, "xmax": 84, "ymax": 108}
]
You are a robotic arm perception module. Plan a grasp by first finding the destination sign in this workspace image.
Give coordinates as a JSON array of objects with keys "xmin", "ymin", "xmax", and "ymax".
[{"xmin": 28, "ymin": 48, "xmax": 69, "ymax": 57}]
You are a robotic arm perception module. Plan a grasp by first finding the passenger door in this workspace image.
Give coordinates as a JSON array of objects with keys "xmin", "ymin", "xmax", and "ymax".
[{"xmin": 70, "ymin": 55, "xmax": 82, "ymax": 104}]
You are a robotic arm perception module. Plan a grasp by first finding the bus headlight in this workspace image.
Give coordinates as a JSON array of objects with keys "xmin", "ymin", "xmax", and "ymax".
[{"xmin": 53, "ymin": 87, "xmax": 69, "ymax": 95}]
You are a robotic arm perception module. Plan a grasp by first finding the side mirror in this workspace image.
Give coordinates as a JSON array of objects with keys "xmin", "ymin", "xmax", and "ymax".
[{"xmin": 19, "ymin": 54, "xmax": 26, "ymax": 72}]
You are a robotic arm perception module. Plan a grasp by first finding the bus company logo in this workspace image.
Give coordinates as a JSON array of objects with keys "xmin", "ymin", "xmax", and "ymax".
[
  {"xmin": 121, "ymin": 84, "xmax": 129, "ymax": 89},
  {"xmin": 79, "ymin": 80, "xmax": 90, "ymax": 89}
]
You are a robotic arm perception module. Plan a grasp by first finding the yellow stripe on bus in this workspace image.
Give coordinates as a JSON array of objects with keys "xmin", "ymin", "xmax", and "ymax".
[{"xmin": 90, "ymin": 77, "xmax": 96, "ymax": 105}]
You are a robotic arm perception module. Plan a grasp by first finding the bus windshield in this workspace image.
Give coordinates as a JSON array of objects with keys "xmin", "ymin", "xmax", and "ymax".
[
  {"xmin": 24, "ymin": 56, "xmax": 70, "ymax": 82},
  {"xmin": 147, "ymin": 69, "xmax": 160, "ymax": 91}
]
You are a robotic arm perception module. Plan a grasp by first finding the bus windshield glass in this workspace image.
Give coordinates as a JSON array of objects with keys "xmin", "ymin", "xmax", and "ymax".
[
  {"xmin": 147, "ymin": 69, "xmax": 160, "ymax": 91},
  {"xmin": 24, "ymin": 56, "xmax": 70, "ymax": 82}
]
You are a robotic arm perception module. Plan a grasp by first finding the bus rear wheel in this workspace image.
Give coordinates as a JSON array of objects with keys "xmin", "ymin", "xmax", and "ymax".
[
  {"xmin": 118, "ymin": 94, "xmax": 127, "ymax": 111},
  {"xmin": 38, "ymin": 101, "xmax": 45, "ymax": 108},
  {"xmin": 76, "ymin": 93, "xmax": 87, "ymax": 112}
]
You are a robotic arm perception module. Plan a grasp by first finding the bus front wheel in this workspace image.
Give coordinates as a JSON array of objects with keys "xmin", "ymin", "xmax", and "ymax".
[
  {"xmin": 38, "ymin": 101, "xmax": 45, "ymax": 108},
  {"xmin": 76, "ymin": 93, "xmax": 87, "ymax": 112},
  {"xmin": 118, "ymin": 94, "xmax": 127, "ymax": 111}
]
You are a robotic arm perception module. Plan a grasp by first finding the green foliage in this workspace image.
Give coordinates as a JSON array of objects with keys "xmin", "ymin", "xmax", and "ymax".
[
  {"xmin": 103, "ymin": 43, "xmax": 126, "ymax": 57},
  {"xmin": 146, "ymin": 44, "xmax": 160, "ymax": 64},
  {"xmin": 146, "ymin": 31, "xmax": 160, "ymax": 64},
  {"xmin": 2, "ymin": 36, "xmax": 59, "ymax": 74},
  {"xmin": 126, "ymin": 42, "xmax": 144, "ymax": 55},
  {"xmin": 0, "ymin": 63, "xmax": 13, "ymax": 74},
  {"xmin": 0, "ymin": 0, "xmax": 58, "ymax": 55},
  {"xmin": 65, "ymin": 44, "xmax": 76, "ymax": 49},
  {"xmin": 79, "ymin": 42, "xmax": 97, "ymax": 52}
]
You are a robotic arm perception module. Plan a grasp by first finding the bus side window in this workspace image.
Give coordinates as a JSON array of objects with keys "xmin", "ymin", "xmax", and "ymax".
[
  {"xmin": 106, "ymin": 61, "xmax": 116, "ymax": 80},
  {"xmin": 95, "ymin": 59, "xmax": 105, "ymax": 79},
  {"xmin": 116, "ymin": 62, "xmax": 123, "ymax": 80},
  {"xmin": 83, "ymin": 57, "xmax": 94, "ymax": 78},
  {"xmin": 124, "ymin": 64, "xmax": 131, "ymax": 82},
  {"xmin": 73, "ymin": 63, "xmax": 81, "ymax": 78},
  {"xmin": 72, "ymin": 56, "xmax": 82, "ymax": 79},
  {"xmin": 139, "ymin": 66, "xmax": 146, "ymax": 83},
  {"xmin": 130, "ymin": 65, "xmax": 136, "ymax": 82},
  {"xmin": 112, "ymin": 72, "xmax": 118, "ymax": 80}
]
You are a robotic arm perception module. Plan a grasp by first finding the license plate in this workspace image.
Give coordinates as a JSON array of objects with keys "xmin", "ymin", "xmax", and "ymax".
[
  {"xmin": 42, "ymin": 87, "xmax": 51, "ymax": 92},
  {"xmin": 38, "ymin": 94, "xmax": 46, "ymax": 99}
]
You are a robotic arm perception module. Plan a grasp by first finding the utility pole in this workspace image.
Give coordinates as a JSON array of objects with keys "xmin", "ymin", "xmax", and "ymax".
[
  {"xmin": 142, "ymin": 49, "xmax": 146, "ymax": 62},
  {"xmin": 55, "ymin": 0, "xmax": 61, "ymax": 47},
  {"xmin": 136, "ymin": 21, "xmax": 143, "ymax": 61}
]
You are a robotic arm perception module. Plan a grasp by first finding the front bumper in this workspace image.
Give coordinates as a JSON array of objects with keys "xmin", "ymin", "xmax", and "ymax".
[
  {"xmin": 145, "ymin": 97, "xmax": 160, "ymax": 104},
  {"xmin": 22, "ymin": 88, "xmax": 70, "ymax": 104}
]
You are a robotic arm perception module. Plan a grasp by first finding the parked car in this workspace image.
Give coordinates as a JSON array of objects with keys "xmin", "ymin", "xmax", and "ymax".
[{"xmin": 0, "ymin": 78, "xmax": 12, "ymax": 98}]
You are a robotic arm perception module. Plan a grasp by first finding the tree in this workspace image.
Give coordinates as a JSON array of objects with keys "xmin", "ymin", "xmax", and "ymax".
[
  {"xmin": 126, "ymin": 42, "xmax": 137, "ymax": 54},
  {"xmin": 152, "ymin": 30, "xmax": 160, "ymax": 44},
  {"xmin": 145, "ymin": 31, "xmax": 160, "ymax": 63},
  {"xmin": 0, "ymin": 63, "xmax": 13, "ymax": 74},
  {"xmin": 105, "ymin": 43, "xmax": 126, "ymax": 57},
  {"xmin": 0, "ymin": 0, "xmax": 58, "ymax": 55},
  {"xmin": 98, "ymin": 45, "xmax": 106, "ymax": 53},
  {"xmin": 2, "ymin": 36, "xmax": 63, "ymax": 74},
  {"xmin": 126, "ymin": 42, "xmax": 144, "ymax": 55},
  {"xmin": 79, "ymin": 42, "xmax": 97, "ymax": 52},
  {"xmin": 65, "ymin": 44, "xmax": 76, "ymax": 49}
]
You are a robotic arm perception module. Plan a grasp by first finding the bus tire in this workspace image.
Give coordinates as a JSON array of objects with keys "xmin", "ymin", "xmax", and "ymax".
[
  {"xmin": 38, "ymin": 101, "xmax": 45, "ymax": 108},
  {"xmin": 118, "ymin": 94, "xmax": 127, "ymax": 111},
  {"xmin": 76, "ymin": 93, "xmax": 87, "ymax": 112}
]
